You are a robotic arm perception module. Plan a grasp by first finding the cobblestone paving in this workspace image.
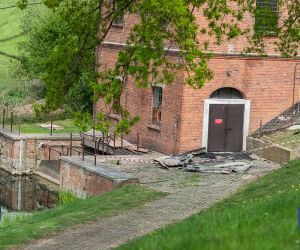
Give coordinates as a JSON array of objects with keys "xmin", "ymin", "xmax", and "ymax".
[{"xmin": 20, "ymin": 156, "xmax": 279, "ymax": 250}]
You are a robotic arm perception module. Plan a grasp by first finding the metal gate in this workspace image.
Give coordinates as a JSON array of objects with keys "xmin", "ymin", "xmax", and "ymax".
[{"xmin": 207, "ymin": 104, "xmax": 244, "ymax": 152}]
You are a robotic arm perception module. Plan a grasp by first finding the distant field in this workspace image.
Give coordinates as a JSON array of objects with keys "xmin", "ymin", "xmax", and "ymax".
[
  {"xmin": 0, "ymin": 0, "xmax": 24, "ymax": 56},
  {"xmin": 0, "ymin": 0, "xmax": 42, "ymax": 106}
]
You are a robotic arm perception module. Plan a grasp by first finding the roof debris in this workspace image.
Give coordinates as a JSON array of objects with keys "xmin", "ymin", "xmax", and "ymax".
[{"xmin": 155, "ymin": 148, "xmax": 254, "ymax": 174}]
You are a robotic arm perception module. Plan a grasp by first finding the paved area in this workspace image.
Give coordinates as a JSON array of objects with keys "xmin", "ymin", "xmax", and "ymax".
[{"xmin": 20, "ymin": 155, "xmax": 279, "ymax": 250}]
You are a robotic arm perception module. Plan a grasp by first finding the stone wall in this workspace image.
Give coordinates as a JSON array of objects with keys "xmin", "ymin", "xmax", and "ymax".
[
  {"xmin": 247, "ymin": 136, "xmax": 300, "ymax": 164},
  {"xmin": 60, "ymin": 156, "xmax": 138, "ymax": 197},
  {"xmin": 0, "ymin": 128, "xmax": 81, "ymax": 174}
]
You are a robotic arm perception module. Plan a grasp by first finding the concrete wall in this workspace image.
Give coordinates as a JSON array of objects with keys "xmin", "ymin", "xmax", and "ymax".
[
  {"xmin": 247, "ymin": 137, "xmax": 300, "ymax": 164},
  {"xmin": 60, "ymin": 156, "xmax": 138, "ymax": 198}
]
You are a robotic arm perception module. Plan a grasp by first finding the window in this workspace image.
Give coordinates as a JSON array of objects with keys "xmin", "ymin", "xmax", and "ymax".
[
  {"xmin": 255, "ymin": 0, "xmax": 279, "ymax": 35},
  {"xmin": 113, "ymin": 14, "xmax": 124, "ymax": 27},
  {"xmin": 152, "ymin": 86, "xmax": 163, "ymax": 126},
  {"xmin": 210, "ymin": 88, "xmax": 243, "ymax": 99},
  {"xmin": 112, "ymin": 3, "xmax": 124, "ymax": 28}
]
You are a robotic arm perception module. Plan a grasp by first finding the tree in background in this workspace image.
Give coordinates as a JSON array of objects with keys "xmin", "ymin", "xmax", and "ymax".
[
  {"xmin": 15, "ymin": 0, "xmax": 300, "ymax": 134},
  {"xmin": 19, "ymin": 7, "xmax": 94, "ymax": 113}
]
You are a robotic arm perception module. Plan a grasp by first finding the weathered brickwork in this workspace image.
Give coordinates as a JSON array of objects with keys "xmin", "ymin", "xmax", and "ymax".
[
  {"xmin": 60, "ymin": 157, "xmax": 138, "ymax": 197},
  {"xmin": 96, "ymin": 10, "xmax": 300, "ymax": 154},
  {"xmin": 0, "ymin": 129, "xmax": 81, "ymax": 173}
]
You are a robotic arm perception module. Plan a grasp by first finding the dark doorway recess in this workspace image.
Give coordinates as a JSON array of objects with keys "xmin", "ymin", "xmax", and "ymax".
[{"xmin": 208, "ymin": 104, "xmax": 244, "ymax": 152}]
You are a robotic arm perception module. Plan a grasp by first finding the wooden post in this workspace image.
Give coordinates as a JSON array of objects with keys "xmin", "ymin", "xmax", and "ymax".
[
  {"xmin": 121, "ymin": 133, "xmax": 124, "ymax": 148},
  {"xmin": 5, "ymin": 102, "xmax": 8, "ymax": 120},
  {"xmin": 2, "ymin": 109, "xmax": 5, "ymax": 129},
  {"xmin": 102, "ymin": 134, "xmax": 105, "ymax": 154},
  {"xmin": 94, "ymin": 154, "xmax": 97, "ymax": 166},
  {"xmin": 82, "ymin": 138, "xmax": 85, "ymax": 161},
  {"xmin": 113, "ymin": 133, "xmax": 116, "ymax": 150},
  {"xmin": 260, "ymin": 120, "xmax": 262, "ymax": 136},
  {"xmin": 48, "ymin": 147, "xmax": 51, "ymax": 161},
  {"xmin": 70, "ymin": 133, "xmax": 73, "ymax": 156},
  {"xmin": 93, "ymin": 121, "xmax": 96, "ymax": 140},
  {"xmin": 50, "ymin": 119, "xmax": 53, "ymax": 136},
  {"xmin": 137, "ymin": 132, "xmax": 140, "ymax": 153},
  {"xmin": 10, "ymin": 112, "xmax": 13, "ymax": 132}
]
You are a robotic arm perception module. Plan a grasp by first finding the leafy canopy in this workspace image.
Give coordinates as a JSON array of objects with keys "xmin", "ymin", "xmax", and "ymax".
[{"xmin": 17, "ymin": 0, "xmax": 300, "ymax": 134}]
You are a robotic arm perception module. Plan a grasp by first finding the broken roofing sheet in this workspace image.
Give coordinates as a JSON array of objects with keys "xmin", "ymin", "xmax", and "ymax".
[{"xmin": 155, "ymin": 149, "xmax": 254, "ymax": 174}]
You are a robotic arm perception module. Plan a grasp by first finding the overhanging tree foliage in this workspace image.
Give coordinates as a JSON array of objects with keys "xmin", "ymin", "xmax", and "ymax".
[{"xmin": 16, "ymin": 0, "xmax": 300, "ymax": 134}]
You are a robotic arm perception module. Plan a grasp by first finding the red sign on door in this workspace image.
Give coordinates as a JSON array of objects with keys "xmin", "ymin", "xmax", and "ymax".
[{"xmin": 215, "ymin": 119, "xmax": 223, "ymax": 125}]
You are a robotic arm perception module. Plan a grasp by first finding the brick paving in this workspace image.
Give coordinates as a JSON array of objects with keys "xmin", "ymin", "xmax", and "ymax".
[{"xmin": 20, "ymin": 156, "xmax": 278, "ymax": 250}]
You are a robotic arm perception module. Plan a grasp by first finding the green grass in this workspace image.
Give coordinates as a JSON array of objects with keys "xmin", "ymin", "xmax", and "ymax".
[
  {"xmin": 0, "ymin": 185, "xmax": 165, "ymax": 249},
  {"xmin": 260, "ymin": 129, "xmax": 300, "ymax": 149},
  {"xmin": 14, "ymin": 119, "xmax": 80, "ymax": 134},
  {"xmin": 117, "ymin": 160, "xmax": 300, "ymax": 250},
  {"xmin": 0, "ymin": 0, "xmax": 43, "ymax": 106}
]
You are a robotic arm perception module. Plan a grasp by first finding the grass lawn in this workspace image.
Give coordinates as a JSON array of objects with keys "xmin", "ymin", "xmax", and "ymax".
[
  {"xmin": 0, "ymin": 185, "xmax": 165, "ymax": 249},
  {"xmin": 14, "ymin": 119, "xmax": 80, "ymax": 134},
  {"xmin": 0, "ymin": 0, "xmax": 43, "ymax": 106},
  {"xmin": 117, "ymin": 160, "xmax": 300, "ymax": 250},
  {"xmin": 260, "ymin": 129, "xmax": 300, "ymax": 149}
]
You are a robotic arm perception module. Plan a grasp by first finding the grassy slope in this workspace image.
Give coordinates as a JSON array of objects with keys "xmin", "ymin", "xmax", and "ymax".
[
  {"xmin": 118, "ymin": 160, "xmax": 300, "ymax": 250},
  {"xmin": 0, "ymin": 0, "xmax": 24, "ymax": 86},
  {"xmin": 0, "ymin": 1, "xmax": 22, "ymax": 56},
  {"xmin": 0, "ymin": 185, "xmax": 165, "ymax": 249},
  {"xmin": 0, "ymin": 1, "xmax": 41, "ymax": 106},
  {"xmin": 260, "ymin": 129, "xmax": 300, "ymax": 149}
]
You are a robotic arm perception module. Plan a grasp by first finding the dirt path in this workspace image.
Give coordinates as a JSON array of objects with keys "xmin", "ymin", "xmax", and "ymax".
[{"xmin": 20, "ymin": 158, "xmax": 278, "ymax": 250}]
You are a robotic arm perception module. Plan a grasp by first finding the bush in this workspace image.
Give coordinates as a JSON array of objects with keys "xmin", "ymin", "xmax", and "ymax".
[{"xmin": 59, "ymin": 191, "xmax": 80, "ymax": 205}]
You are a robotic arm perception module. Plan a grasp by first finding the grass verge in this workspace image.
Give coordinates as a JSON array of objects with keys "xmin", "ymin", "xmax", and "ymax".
[
  {"xmin": 0, "ymin": 185, "xmax": 165, "ymax": 249},
  {"xmin": 117, "ymin": 160, "xmax": 300, "ymax": 250},
  {"xmin": 13, "ymin": 119, "xmax": 80, "ymax": 134},
  {"xmin": 260, "ymin": 129, "xmax": 300, "ymax": 149}
]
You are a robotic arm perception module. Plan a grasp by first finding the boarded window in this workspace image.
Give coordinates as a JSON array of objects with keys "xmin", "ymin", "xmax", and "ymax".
[
  {"xmin": 255, "ymin": 0, "xmax": 279, "ymax": 35},
  {"xmin": 152, "ymin": 86, "xmax": 162, "ymax": 126}
]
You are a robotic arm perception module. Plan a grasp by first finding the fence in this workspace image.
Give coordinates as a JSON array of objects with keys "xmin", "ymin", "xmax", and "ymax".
[{"xmin": 254, "ymin": 101, "xmax": 300, "ymax": 135}]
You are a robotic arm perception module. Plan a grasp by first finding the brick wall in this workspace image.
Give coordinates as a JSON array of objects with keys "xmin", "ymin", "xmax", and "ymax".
[
  {"xmin": 177, "ymin": 57, "xmax": 300, "ymax": 152},
  {"xmin": 95, "ymin": 5, "xmax": 300, "ymax": 154},
  {"xmin": 0, "ymin": 129, "xmax": 81, "ymax": 174},
  {"xmin": 60, "ymin": 157, "xmax": 138, "ymax": 197},
  {"xmin": 103, "ymin": 7, "xmax": 285, "ymax": 55},
  {"xmin": 97, "ymin": 47, "xmax": 300, "ymax": 154}
]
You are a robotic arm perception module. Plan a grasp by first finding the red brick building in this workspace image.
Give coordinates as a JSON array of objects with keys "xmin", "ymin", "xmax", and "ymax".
[{"xmin": 96, "ymin": 3, "xmax": 300, "ymax": 155}]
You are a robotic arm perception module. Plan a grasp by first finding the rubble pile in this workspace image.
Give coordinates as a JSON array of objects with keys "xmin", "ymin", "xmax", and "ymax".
[{"xmin": 155, "ymin": 148, "xmax": 253, "ymax": 174}]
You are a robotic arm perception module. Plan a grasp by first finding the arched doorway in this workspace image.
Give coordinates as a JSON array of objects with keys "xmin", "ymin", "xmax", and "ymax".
[{"xmin": 202, "ymin": 88, "xmax": 250, "ymax": 152}]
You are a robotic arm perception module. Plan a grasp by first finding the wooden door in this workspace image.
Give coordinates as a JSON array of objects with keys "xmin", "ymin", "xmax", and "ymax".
[{"xmin": 207, "ymin": 104, "xmax": 244, "ymax": 152}]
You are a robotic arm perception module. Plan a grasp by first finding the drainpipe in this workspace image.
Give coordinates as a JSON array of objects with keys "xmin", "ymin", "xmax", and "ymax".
[
  {"xmin": 17, "ymin": 177, "xmax": 22, "ymax": 211},
  {"xmin": 291, "ymin": 63, "xmax": 300, "ymax": 125},
  {"xmin": 173, "ymin": 115, "xmax": 180, "ymax": 155}
]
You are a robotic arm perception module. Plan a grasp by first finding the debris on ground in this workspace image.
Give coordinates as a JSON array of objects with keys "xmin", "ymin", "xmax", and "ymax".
[
  {"xmin": 186, "ymin": 161, "xmax": 253, "ymax": 174},
  {"xmin": 154, "ymin": 148, "xmax": 254, "ymax": 174},
  {"xmin": 154, "ymin": 154, "xmax": 193, "ymax": 168}
]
